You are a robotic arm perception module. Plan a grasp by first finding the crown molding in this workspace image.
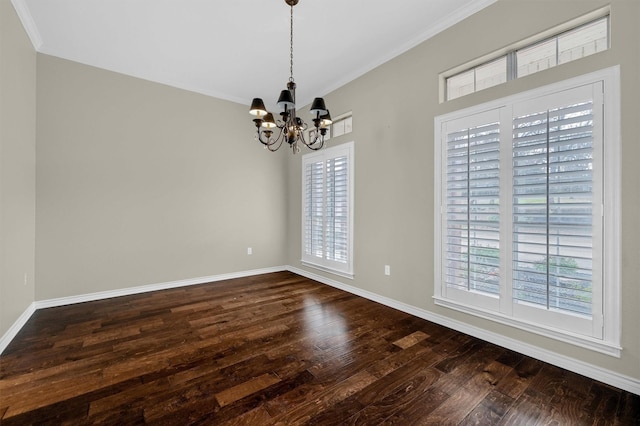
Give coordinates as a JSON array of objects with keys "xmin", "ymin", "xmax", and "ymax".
[
  {"xmin": 11, "ymin": 0, "xmax": 42, "ymax": 51},
  {"xmin": 317, "ymin": 0, "xmax": 499, "ymax": 99}
]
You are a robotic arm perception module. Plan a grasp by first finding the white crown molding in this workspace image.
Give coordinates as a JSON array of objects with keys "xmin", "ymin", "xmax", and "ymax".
[
  {"xmin": 11, "ymin": 0, "xmax": 42, "ymax": 51},
  {"xmin": 287, "ymin": 265, "xmax": 640, "ymax": 396},
  {"xmin": 317, "ymin": 0, "xmax": 499, "ymax": 99},
  {"xmin": 403, "ymin": 0, "xmax": 499, "ymax": 55}
]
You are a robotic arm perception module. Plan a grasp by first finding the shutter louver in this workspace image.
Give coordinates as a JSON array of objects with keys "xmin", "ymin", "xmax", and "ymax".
[
  {"xmin": 304, "ymin": 161, "xmax": 325, "ymax": 258},
  {"xmin": 446, "ymin": 122, "xmax": 500, "ymax": 296},
  {"xmin": 302, "ymin": 143, "xmax": 353, "ymax": 276},
  {"xmin": 325, "ymin": 156, "xmax": 349, "ymax": 263},
  {"xmin": 512, "ymin": 101, "xmax": 594, "ymax": 316}
]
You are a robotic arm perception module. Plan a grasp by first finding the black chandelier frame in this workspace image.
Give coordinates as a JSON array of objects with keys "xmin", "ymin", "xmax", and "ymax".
[{"xmin": 249, "ymin": 0, "xmax": 332, "ymax": 153}]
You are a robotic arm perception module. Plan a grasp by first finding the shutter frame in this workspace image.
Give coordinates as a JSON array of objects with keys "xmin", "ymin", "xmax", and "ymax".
[{"xmin": 302, "ymin": 142, "xmax": 354, "ymax": 277}]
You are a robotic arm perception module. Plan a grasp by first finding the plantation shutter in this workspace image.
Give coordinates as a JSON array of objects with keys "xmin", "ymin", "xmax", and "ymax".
[
  {"xmin": 325, "ymin": 156, "xmax": 349, "ymax": 262},
  {"xmin": 512, "ymin": 98, "xmax": 596, "ymax": 317},
  {"xmin": 437, "ymin": 73, "xmax": 615, "ymax": 347},
  {"xmin": 302, "ymin": 143, "xmax": 354, "ymax": 276},
  {"xmin": 304, "ymin": 160, "xmax": 325, "ymax": 258},
  {"xmin": 445, "ymin": 116, "xmax": 501, "ymax": 299}
]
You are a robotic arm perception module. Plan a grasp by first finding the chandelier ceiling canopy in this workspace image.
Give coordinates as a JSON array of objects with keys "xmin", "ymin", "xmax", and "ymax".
[{"xmin": 249, "ymin": 0, "xmax": 332, "ymax": 153}]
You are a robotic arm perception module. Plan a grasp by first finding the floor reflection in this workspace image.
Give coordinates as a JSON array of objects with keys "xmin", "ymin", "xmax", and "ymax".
[{"xmin": 300, "ymin": 293, "xmax": 349, "ymax": 353}]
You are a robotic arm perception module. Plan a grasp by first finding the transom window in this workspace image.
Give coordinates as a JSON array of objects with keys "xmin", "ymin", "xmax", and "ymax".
[{"xmin": 444, "ymin": 13, "xmax": 609, "ymax": 101}]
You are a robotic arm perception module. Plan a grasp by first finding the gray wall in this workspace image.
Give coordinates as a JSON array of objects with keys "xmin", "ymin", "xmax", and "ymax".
[
  {"xmin": 287, "ymin": 0, "xmax": 640, "ymax": 380},
  {"xmin": 0, "ymin": 0, "xmax": 36, "ymax": 338},
  {"xmin": 35, "ymin": 55, "xmax": 288, "ymax": 300}
]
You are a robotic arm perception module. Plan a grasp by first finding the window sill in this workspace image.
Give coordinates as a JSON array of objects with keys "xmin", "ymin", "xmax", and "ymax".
[
  {"xmin": 433, "ymin": 296, "xmax": 621, "ymax": 357},
  {"xmin": 301, "ymin": 261, "xmax": 354, "ymax": 280}
]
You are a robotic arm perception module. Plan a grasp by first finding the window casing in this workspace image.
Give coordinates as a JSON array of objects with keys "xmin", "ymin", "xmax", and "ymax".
[
  {"xmin": 434, "ymin": 67, "xmax": 621, "ymax": 356},
  {"xmin": 302, "ymin": 142, "xmax": 354, "ymax": 278}
]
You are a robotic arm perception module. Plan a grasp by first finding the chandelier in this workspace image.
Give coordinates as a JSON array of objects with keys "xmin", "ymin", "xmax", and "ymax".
[{"xmin": 249, "ymin": 0, "xmax": 332, "ymax": 153}]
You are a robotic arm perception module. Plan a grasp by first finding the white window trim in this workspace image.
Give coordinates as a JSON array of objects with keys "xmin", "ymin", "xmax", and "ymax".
[
  {"xmin": 434, "ymin": 66, "xmax": 621, "ymax": 356},
  {"xmin": 301, "ymin": 141, "xmax": 355, "ymax": 279}
]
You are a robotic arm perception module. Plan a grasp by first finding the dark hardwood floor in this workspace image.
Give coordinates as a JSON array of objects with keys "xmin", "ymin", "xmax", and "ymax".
[{"xmin": 1, "ymin": 271, "xmax": 638, "ymax": 425}]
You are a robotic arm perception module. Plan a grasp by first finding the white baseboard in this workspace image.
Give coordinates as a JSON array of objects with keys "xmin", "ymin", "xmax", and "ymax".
[
  {"xmin": 0, "ymin": 302, "xmax": 36, "ymax": 355},
  {"xmin": 35, "ymin": 266, "xmax": 287, "ymax": 310},
  {"xmin": 287, "ymin": 265, "xmax": 640, "ymax": 396},
  {"xmin": 3, "ymin": 265, "xmax": 638, "ymax": 396},
  {"xmin": 0, "ymin": 266, "xmax": 286, "ymax": 355}
]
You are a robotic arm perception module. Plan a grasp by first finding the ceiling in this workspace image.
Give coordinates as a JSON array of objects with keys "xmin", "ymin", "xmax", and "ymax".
[{"xmin": 14, "ymin": 0, "xmax": 496, "ymax": 109}]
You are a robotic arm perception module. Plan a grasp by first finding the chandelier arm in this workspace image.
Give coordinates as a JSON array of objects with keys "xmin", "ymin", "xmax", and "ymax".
[
  {"xmin": 256, "ymin": 126, "xmax": 283, "ymax": 146},
  {"xmin": 296, "ymin": 129, "xmax": 307, "ymax": 146},
  {"xmin": 306, "ymin": 127, "xmax": 321, "ymax": 146},
  {"xmin": 299, "ymin": 129, "xmax": 324, "ymax": 151},
  {"xmin": 256, "ymin": 131, "xmax": 271, "ymax": 146},
  {"xmin": 267, "ymin": 134, "xmax": 285, "ymax": 151},
  {"xmin": 309, "ymin": 145, "xmax": 324, "ymax": 150},
  {"xmin": 305, "ymin": 138, "xmax": 325, "ymax": 150}
]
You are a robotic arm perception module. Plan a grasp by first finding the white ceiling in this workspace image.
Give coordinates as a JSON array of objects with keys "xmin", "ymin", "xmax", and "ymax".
[{"xmin": 14, "ymin": 0, "xmax": 496, "ymax": 110}]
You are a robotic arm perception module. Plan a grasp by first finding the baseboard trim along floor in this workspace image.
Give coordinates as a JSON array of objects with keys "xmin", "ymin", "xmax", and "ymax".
[{"xmin": 1, "ymin": 265, "xmax": 638, "ymax": 396}]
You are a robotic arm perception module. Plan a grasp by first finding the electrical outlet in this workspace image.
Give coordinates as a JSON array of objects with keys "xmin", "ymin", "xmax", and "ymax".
[
  {"xmin": 247, "ymin": 247, "xmax": 253, "ymax": 255},
  {"xmin": 384, "ymin": 265, "xmax": 391, "ymax": 276},
  {"xmin": 23, "ymin": 273, "xmax": 28, "ymax": 286}
]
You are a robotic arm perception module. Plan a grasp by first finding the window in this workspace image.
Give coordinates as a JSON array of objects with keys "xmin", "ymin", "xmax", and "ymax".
[
  {"xmin": 444, "ymin": 112, "xmax": 502, "ymax": 312},
  {"xmin": 302, "ymin": 142, "xmax": 354, "ymax": 278},
  {"xmin": 516, "ymin": 39, "xmax": 557, "ymax": 78},
  {"xmin": 512, "ymin": 99, "xmax": 596, "ymax": 320},
  {"xmin": 443, "ymin": 13, "xmax": 609, "ymax": 101},
  {"xmin": 447, "ymin": 58, "xmax": 507, "ymax": 100},
  {"xmin": 517, "ymin": 17, "xmax": 609, "ymax": 78},
  {"xmin": 321, "ymin": 112, "xmax": 353, "ymax": 140},
  {"xmin": 435, "ymin": 68, "xmax": 621, "ymax": 355}
]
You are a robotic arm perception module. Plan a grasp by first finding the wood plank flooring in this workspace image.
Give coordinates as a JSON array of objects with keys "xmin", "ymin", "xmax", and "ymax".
[{"xmin": 1, "ymin": 271, "xmax": 638, "ymax": 425}]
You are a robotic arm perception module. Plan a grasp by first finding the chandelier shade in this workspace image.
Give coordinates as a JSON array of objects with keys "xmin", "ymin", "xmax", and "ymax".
[
  {"xmin": 249, "ymin": 0, "xmax": 331, "ymax": 153},
  {"xmin": 309, "ymin": 98, "xmax": 328, "ymax": 116},
  {"xmin": 249, "ymin": 98, "xmax": 268, "ymax": 118},
  {"xmin": 319, "ymin": 111, "xmax": 332, "ymax": 127},
  {"xmin": 261, "ymin": 113, "xmax": 277, "ymax": 129},
  {"xmin": 277, "ymin": 89, "xmax": 295, "ymax": 110}
]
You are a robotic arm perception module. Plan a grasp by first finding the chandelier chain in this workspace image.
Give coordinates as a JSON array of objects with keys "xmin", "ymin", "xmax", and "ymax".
[{"xmin": 289, "ymin": 2, "xmax": 294, "ymax": 82}]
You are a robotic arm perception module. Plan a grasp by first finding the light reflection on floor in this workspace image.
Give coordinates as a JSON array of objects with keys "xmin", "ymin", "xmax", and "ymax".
[{"xmin": 300, "ymin": 293, "xmax": 349, "ymax": 353}]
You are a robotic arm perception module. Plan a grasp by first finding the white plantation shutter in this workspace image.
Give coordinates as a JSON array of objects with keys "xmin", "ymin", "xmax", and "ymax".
[
  {"xmin": 304, "ymin": 161, "xmax": 324, "ymax": 258},
  {"xmin": 435, "ymin": 73, "xmax": 616, "ymax": 347},
  {"xmin": 302, "ymin": 142, "xmax": 354, "ymax": 276},
  {"xmin": 509, "ymin": 84, "xmax": 603, "ymax": 336},
  {"xmin": 325, "ymin": 156, "xmax": 349, "ymax": 262},
  {"xmin": 445, "ymin": 122, "xmax": 501, "ymax": 297},
  {"xmin": 512, "ymin": 101, "xmax": 595, "ymax": 316}
]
